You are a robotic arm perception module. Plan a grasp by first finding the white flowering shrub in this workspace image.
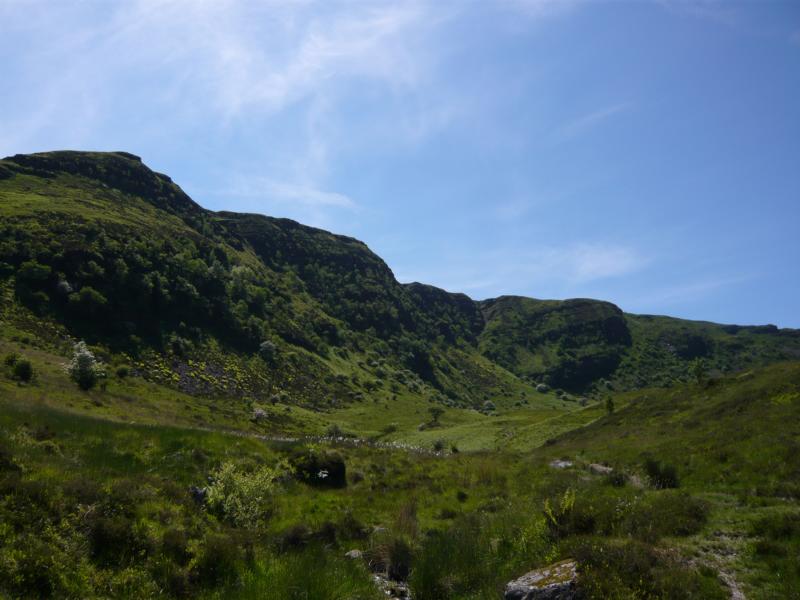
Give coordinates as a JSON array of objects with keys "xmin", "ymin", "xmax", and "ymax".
[{"xmin": 66, "ymin": 341, "xmax": 105, "ymax": 390}]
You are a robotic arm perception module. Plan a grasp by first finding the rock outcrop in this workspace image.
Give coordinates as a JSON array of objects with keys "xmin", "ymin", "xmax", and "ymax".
[{"xmin": 504, "ymin": 560, "xmax": 577, "ymax": 600}]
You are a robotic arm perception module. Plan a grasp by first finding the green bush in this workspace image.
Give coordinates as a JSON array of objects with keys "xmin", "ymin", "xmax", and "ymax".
[
  {"xmin": 190, "ymin": 532, "xmax": 243, "ymax": 586},
  {"xmin": 12, "ymin": 358, "xmax": 33, "ymax": 382},
  {"xmin": 66, "ymin": 341, "xmax": 105, "ymax": 390},
  {"xmin": 206, "ymin": 460, "xmax": 288, "ymax": 528},
  {"xmin": 568, "ymin": 538, "xmax": 726, "ymax": 599},
  {"xmin": 644, "ymin": 458, "xmax": 680, "ymax": 489}
]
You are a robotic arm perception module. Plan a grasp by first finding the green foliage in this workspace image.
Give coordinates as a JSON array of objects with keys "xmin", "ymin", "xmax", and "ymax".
[
  {"xmin": 12, "ymin": 357, "xmax": 33, "ymax": 382},
  {"xmin": 206, "ymin": 460, "xmax": 289, "ymax": 528},
  {"xmin": 644, "ymin": 458, "xmax": 680, "ymax": 489},
  {"xmin": 567, "ymin": 538, "xmax": 727, "ymax": 599},
  {"xmin": 66, "ymin": 341, "xmax": 104, "ymax": 390}
]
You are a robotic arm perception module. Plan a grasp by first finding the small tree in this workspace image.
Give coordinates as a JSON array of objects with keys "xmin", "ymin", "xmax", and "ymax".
[
  {"xmin": 605, "ymin": 396, "xmax": 615, "ymax": 415},
  {"xmin": 12, "ymin": 359, "xmax": 33, "ymax": 382},
  {"xmin": 67, "ymin": 341, "xmax": 105, "ymax": 390},
  {"xmin": 428, "ymin": 406, "xmax": 445, "ymax": 424},
  {"xmin": 689, "ymin": 358, "xmax": 707, "ymax": 384},
  {"xmin": 259, "ymin": 340, "xmax": 277, "ymax": 362}
]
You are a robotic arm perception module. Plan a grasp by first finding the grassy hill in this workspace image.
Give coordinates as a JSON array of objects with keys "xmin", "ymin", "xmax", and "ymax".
[
  {"xmin": 2, "ymin": 150, "xmax": 798, "ymax": 406},
  {"xmin": 1, "ymin": 150, "xmax": 799, "ymax": 598}
]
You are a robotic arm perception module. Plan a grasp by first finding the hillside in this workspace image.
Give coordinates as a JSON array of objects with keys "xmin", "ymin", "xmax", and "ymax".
[
  {"xmin": 1, "ymin": 150, "xmax": 799, "ymax": 598},
  {"xmin": 1, "ymin": 150, "xmax": 798, "ymax": 409}
]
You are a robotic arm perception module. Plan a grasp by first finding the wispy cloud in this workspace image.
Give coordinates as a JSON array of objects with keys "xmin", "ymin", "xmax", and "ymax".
[
  {"xmin": 627, "ymin": 274, "xmax": 752, "ymax": 310},
  {"xmin": 654, "ymin": 0, "xmax": 739, "ymax": 27},
  {"xmin": 215, "ymin": 176, "xmax": 356, "ymax": 210},
  {"xmin": 556, "ymin": 102, "xmax": 632, "ymax": 141},
  {"xmin": 397, "ymin": 242, "xmax": 647, "ymax": 296}
]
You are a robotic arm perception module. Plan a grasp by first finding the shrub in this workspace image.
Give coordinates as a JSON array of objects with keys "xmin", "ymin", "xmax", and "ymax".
[
  {"xmin": 387, "ymin": 537, "xmax": 413, "ymax": 581},
  {"xmin": 3, "ymin": 353, "xmax": 19, "ymax": 367},
  {"xmin": 428, "ymin": 406, "xmax": 445, "ymax": 423},
  {"xmin": 567, "ymin": 538, "xmax": 726, "ymax": 599},
  {"xmin": 259, "ymin": 340, "xmax": 277, "ymax": 361},
  {"xmin": 644, "ymin": 458, "xmax": 680, "ymax": 489},
  {"xmin": 88, "ymin": 514, "xmax": 154, "ymax": 566},
  {"xmin": 190, "ymin": 532, "xmax": 242, "ymax": 586},
  {"xmin": 290, "ymin": 448, "xmax": 347, "ymax": 488},
  {"xmin": 206, "ymin": 460, "xmax": 288, "ymax": 528},
  {"xmin": 12, "ymin": 358, "xmax": 33, "ymax": 382},
  {"xmin": 66, "ymin": 341, "xmax": 105, "ymax": 390},
  {"xmin": 325, "ymin": 423, "xmax": 344, "ymax": 438},
  {"xmin": 618, "ymin": 491, "xmax": 709, "ymax": 541},
  {"xmin": 432, "ymin": 439, "xmax": 445, "ymax": 452},
  {"xmin": 543, "ymin": 488, "xmax": 596, "ymax": 540},
  {"xmin": 115, "ymin": 365, "xmax": 130, "ymax": 378}
]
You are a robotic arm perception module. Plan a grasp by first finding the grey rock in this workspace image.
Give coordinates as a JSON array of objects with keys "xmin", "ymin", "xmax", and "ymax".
[
  {"xmin": 588, "ymin": 463, "xmax": 613, "ymax": 475},
  {"xmin": 345, "ymin": 549, "xmax": 363, "ymax": 560},
  {"xmin": 505, "ymin": 560, "xmax": 577, "ymax": 600},
  {"xmin": 549, "ymin": 459, "xmax": 573, "ymax": 469}
]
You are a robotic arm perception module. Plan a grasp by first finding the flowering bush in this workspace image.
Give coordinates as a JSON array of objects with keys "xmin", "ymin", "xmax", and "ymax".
[{"xmin": 66, "ymin": 341, "xmax": 105, "ymax": 390}]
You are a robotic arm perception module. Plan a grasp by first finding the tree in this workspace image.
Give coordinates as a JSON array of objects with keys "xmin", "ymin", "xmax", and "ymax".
[
  {"xmin": 12, "ymin": 359, "xmax": 33, "ymax": 382},
  {"xmin": 689, "ymin": 358, "xmax": 707, "ymax": 384},
  {"xmin": 67, "ymin": 341, "xmax": 105, "ymax": 390},
  {"xmin": 605, "ymin": 396, "xmax": 615, "ymax": 415},
  {"xmin": 428, "ymin": 406, "xmax": 445, "ymax": 424}
]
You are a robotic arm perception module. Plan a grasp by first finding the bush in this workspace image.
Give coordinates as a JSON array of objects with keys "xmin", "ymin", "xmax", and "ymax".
[
  {"xmin": 543, "ymin": 488, "xmax": 596, "ymax": 540},
  {"xmin": 190, "ymin": 533, "xmax": 242, "ymax": 586},
  {"xmin": 644, "ymin": 458, "xmax": 680, "ymax": 489},
  {"xmin": 115, "ymin": 365, "xmax": 130, "ymax": 378},
  {"xmin": 66, "ymin": 341, "xmax": 105, "ymax": 390},
  {"xmin": 12, "ymin": 358, "xmax": 33, "ymax": 382},
  {"xmin": 567, "ymin": 538, "xmax": 726, "ymax": 599},
  {"xmin": 3, "ymin": 353, "xmax": 19, "ymax": 367},
  {"xmin": 290, "ymin": 448, "xmax": 347, "ymax": 488},
  {"xmin": 206, "ymin": 460, "xmax": 288, "ymax": 528}
]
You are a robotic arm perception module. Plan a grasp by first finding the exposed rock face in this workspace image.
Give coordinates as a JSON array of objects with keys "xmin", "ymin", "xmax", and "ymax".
[{"xmin": 504, "ymin": 560, "xmax": 577, "ymax": 600}]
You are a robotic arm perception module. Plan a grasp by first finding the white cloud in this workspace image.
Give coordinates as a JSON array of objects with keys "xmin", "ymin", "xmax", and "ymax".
[
  {"xmin": 397, "ymin": 242, "xmax": 647, "ymax": 297},
  {"xmin": 628, "ymin": 275, "xmax": 751, "ymax": 309},
  {"xmin": 556, "ymin": 102, "xmax": 632, "ymax": 141}
]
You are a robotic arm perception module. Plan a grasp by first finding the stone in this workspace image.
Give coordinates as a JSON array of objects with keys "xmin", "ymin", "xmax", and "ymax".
[
  {"xmin": 588, "ymin": 463, "xmax": 613, "ymax": 475},
  {"xmin": 549, "ymin": 459, "xmax": 573, "ymax": 469},
  {"xmin": 504, "ymin": 560, "xmax": 578, "ymax": 600},
  {"xmin": 345, "ymin": 549, "xmax": 363, "ymax": 560},
  {"xmin": 536, "ymin": 383, "xmax": 549, "ymax": 393}
]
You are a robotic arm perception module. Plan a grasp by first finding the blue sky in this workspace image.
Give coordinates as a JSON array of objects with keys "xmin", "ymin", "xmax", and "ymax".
[{"xmin": 2, "ymin": 0, "xmax": 798, "ymax": 327}]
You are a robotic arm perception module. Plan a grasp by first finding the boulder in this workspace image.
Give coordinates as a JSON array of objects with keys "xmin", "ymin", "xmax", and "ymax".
[
  {"xmin": 588, "ymin": 463, "xmax": 613, "ymax": 475},
  {"xmin": 536, "ymin": 383, "xmax": 549, "ymax": 393},
  {"xmin": 505, "ymin": 560, "xmax": 577, "ymax": 600},
  {"xmin": 345, "ymin": 549, "xmax": 363, "ymax": 560}
]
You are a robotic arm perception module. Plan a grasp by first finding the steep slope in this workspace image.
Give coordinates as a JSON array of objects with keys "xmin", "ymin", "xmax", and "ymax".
[
  {"xmin": 1, "ymin": 149, "xmax": 798, "ymax": 404},
  {"xmin": 0, "ymin": 151, "xmax": 534, "ymax": 410},
  {"xmin": 478, "ymin": 296, "xmax": 631, "ymax": 389}
]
